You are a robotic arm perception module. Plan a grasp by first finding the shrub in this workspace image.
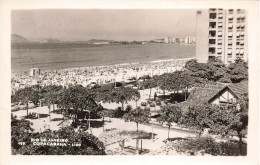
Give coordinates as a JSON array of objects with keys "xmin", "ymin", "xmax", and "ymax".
[
  {"xmin": 113, "ymin": 107, "xmax": 127, "ymax": 118},
  {"xmin": 173, "ymin": 137, "xmax": 247, "ymax": 156}
]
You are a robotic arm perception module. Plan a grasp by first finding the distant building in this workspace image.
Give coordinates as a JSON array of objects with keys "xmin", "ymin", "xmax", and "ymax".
[
  {"xmin": 172, "ymin": 37, "xmax": 176, "ymax": 43},
  {"xmin": 164, "ymin": 37, "xmax": 169, "ymax": 43},
  {"xmin": 196, "ymin": 8, "xmax": 248, "ymax": 64},
  {"xmin": 184, "ymin": 37, "xmax": 189, "ymax": 44},
  {"xmin": 29, "ymin": 68, "xmax": 41, "ymax": 79}
]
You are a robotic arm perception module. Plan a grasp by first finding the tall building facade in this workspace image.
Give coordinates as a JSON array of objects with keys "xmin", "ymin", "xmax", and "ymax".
[{"xmin": 196, "ymin": 8, "xmax": 248, "ymax": 64}]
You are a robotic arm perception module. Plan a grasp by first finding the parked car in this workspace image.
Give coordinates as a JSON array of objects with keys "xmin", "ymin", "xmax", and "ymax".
[{"xmin": 141, "ymin": 102, "xmax": 147, "ymax": 106}]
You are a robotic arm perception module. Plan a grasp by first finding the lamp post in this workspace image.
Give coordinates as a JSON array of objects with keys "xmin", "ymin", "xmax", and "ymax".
[
  {"xmin": 150, "ymin": 114, "xmax": 154, "ymax": 140},
  {"xmin": 84, "ymin": 110, "xmax": 91, "ymax": 133},
  {"xmin": 38, "ymin": 100, "xmax": 41, "ymax": 119}
]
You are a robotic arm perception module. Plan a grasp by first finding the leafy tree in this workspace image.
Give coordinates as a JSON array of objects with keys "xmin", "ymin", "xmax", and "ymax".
[
  {"xmin": 40, "ymin": 85, "xmax": 63, "ymax": 111},
  {"xmin": 157, "ymin": 104, "xmax": 182, "ymax": 138},
  {"xmin": 11, "ymin": 118, "xmax": 106, "ymax": 155},
  {"xmin": 180, "ymin": 98, "xmax": 248, "ymax": 156},
  {"xmin": 155, "ymin": 73, "xmax": 169, "ymax": 97},
  {"xmin": 140, "ymin": 78, "xmax": 157, "ymax": 100},
  {"xmin": 58, "ymin": 85, "xmax": 97, "ymax": 122},
  {"xmin": 180, "ymin": 104, "xmax": 214, "ymax": 137},
  {"xmin": 123, "ymin": 106, "xmax": 150, "ymax": 154},
  {"xmin": 12, "ymin": 87, "xmax": 39, "ymax": 117},
  {"xmin": 123, "ymin": 106, "xmax": 150, "ymax": 132},
  {"xmin": 109, "ymin": 87, "xmax": 140, "ymax": 110},
  {"xmin": 208, "ymin": 97, "xmax": 248, "ymax": 155},
  {"xmin": 11, "ymin": 116, "xmax": 34, "ymax": 153},
  {"xmin": 227, "ymin": 58, "xmax": 248, "ymax": 83}
]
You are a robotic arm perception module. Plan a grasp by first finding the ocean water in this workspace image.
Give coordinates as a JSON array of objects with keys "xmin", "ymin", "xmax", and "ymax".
[{"xmin": 11, "ymin": 43, "xmax": 195, "ymax": 73}]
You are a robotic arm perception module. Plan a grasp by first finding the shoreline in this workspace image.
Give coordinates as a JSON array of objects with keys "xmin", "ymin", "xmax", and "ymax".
[{"xmin": 12, "ymin": 57, "xmax": 195, "ymax": 75}]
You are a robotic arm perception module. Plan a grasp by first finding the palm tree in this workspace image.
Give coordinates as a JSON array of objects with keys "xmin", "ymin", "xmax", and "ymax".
[{"xmin": 157, "ymin": 105, "xmax": 182, "ymax": 139}]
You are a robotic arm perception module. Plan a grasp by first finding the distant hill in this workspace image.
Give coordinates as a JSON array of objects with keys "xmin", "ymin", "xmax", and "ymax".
[{"xmin": 11, "ymin": 34, "xmax": 28, "ymax": 43}]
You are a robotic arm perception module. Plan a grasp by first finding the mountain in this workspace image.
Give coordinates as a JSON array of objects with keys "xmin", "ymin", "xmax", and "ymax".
[{"xmin": 11, "ymin": 34, "xmax": 28, "ymax": 43}]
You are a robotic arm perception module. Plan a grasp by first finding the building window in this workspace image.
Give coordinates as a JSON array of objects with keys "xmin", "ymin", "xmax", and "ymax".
[
  {"xmin": 228, "ymin": 24, "xmax": 233, "ymax": 29},
  {"xmin": 209, "ymin": 30, "xmax": 216, "ymax": 37},
  {"xmin": 209, "ymin": 22, "xmax": 216, "ymax": 28},
  {"xmin": 209, "ymin": 13, "xmax": 217, "ymax": 19},
  {"xmin": 208, "ymin": 56, "xmax": 216, "ymax": 62},
  {"xmin": 236, "ymin": 41, "xmax": 240, "ymax": 45},
  {"xmin": 210, "ymin": 8, "xmax": 217, "ymax": 11},
  {"xmin": 209, "ymin": 39, "xmax": 216, "ymax": 44},
  {"xmin": 209, "ymin": 47, "xmax": 216, "ymax": 54}
]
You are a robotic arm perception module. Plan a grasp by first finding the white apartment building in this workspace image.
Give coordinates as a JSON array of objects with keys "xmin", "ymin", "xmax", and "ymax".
[{"xmin": 196, "ymin": 8, "xmax": 248, "ymax": 64}]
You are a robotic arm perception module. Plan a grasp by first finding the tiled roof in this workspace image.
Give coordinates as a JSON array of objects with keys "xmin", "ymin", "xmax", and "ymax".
[
  {"xmin": 227, "ymin": 80, "xmax": 248, "ymax": 98},
  {"xmin": 176, "ymin": 83, "xmax": 225, "ymax": 114},
  {"xmin": 176, "ymin": 81, "xmax": 248, "ymax": 113}
]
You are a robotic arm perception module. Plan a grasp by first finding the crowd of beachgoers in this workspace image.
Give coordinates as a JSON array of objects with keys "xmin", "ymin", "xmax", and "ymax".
[{"xmin": 11, "ymin": 58, "xmax": 193, "ymax": 93}]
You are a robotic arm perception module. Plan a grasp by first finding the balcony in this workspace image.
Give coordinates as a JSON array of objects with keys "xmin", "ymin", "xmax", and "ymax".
[
  {"xmin": 228, "ymin": 41, "xmax": 233, "ymax": 46},
  {"xmin": 228, "ymin": 32, "xmax": 233, "ymax": 38},
  {"xmin": 227, "ymin": 49, "xmax": 232, "ymax": 55},
  {"xmin": 218, "ymin": 32, "xmax": 222, "ymax": 37},
  {"xmin": 228, "ymin": 15, "xmax": 233, "ymax": 20},
  {"xmin": 217, "ymin": 49, "xmax": 222, "ymax": 54},
  {"xmin": 236, "ymin": 49, "xmax": 240, "ymax": 54}
]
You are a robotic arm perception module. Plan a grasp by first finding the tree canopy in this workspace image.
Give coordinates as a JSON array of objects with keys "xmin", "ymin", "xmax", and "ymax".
[
  {"xmin": 12, "ymin": 87, "xmax": 40, "ymax": 117},
  {"xmin": 123, "ymin": 106, "xmax": 150, "ymax": 132},
  {"xmin": 157, "ymin": 104, "xmax": 182, "ymax": 138},
  {"xmin": 11, "ymin": 118, "xmax": 106, "ymax": 155}
]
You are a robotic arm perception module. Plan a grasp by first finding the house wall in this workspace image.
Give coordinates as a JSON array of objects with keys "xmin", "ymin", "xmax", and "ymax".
[{"xmin": 210, "ymin": 90, "xmax": 237, "ymax": 105}]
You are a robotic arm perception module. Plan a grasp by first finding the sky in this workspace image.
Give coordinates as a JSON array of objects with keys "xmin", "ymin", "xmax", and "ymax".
[{"xmin": 12, "ymin": 9, "xmax": 197, "ymax": 41}]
